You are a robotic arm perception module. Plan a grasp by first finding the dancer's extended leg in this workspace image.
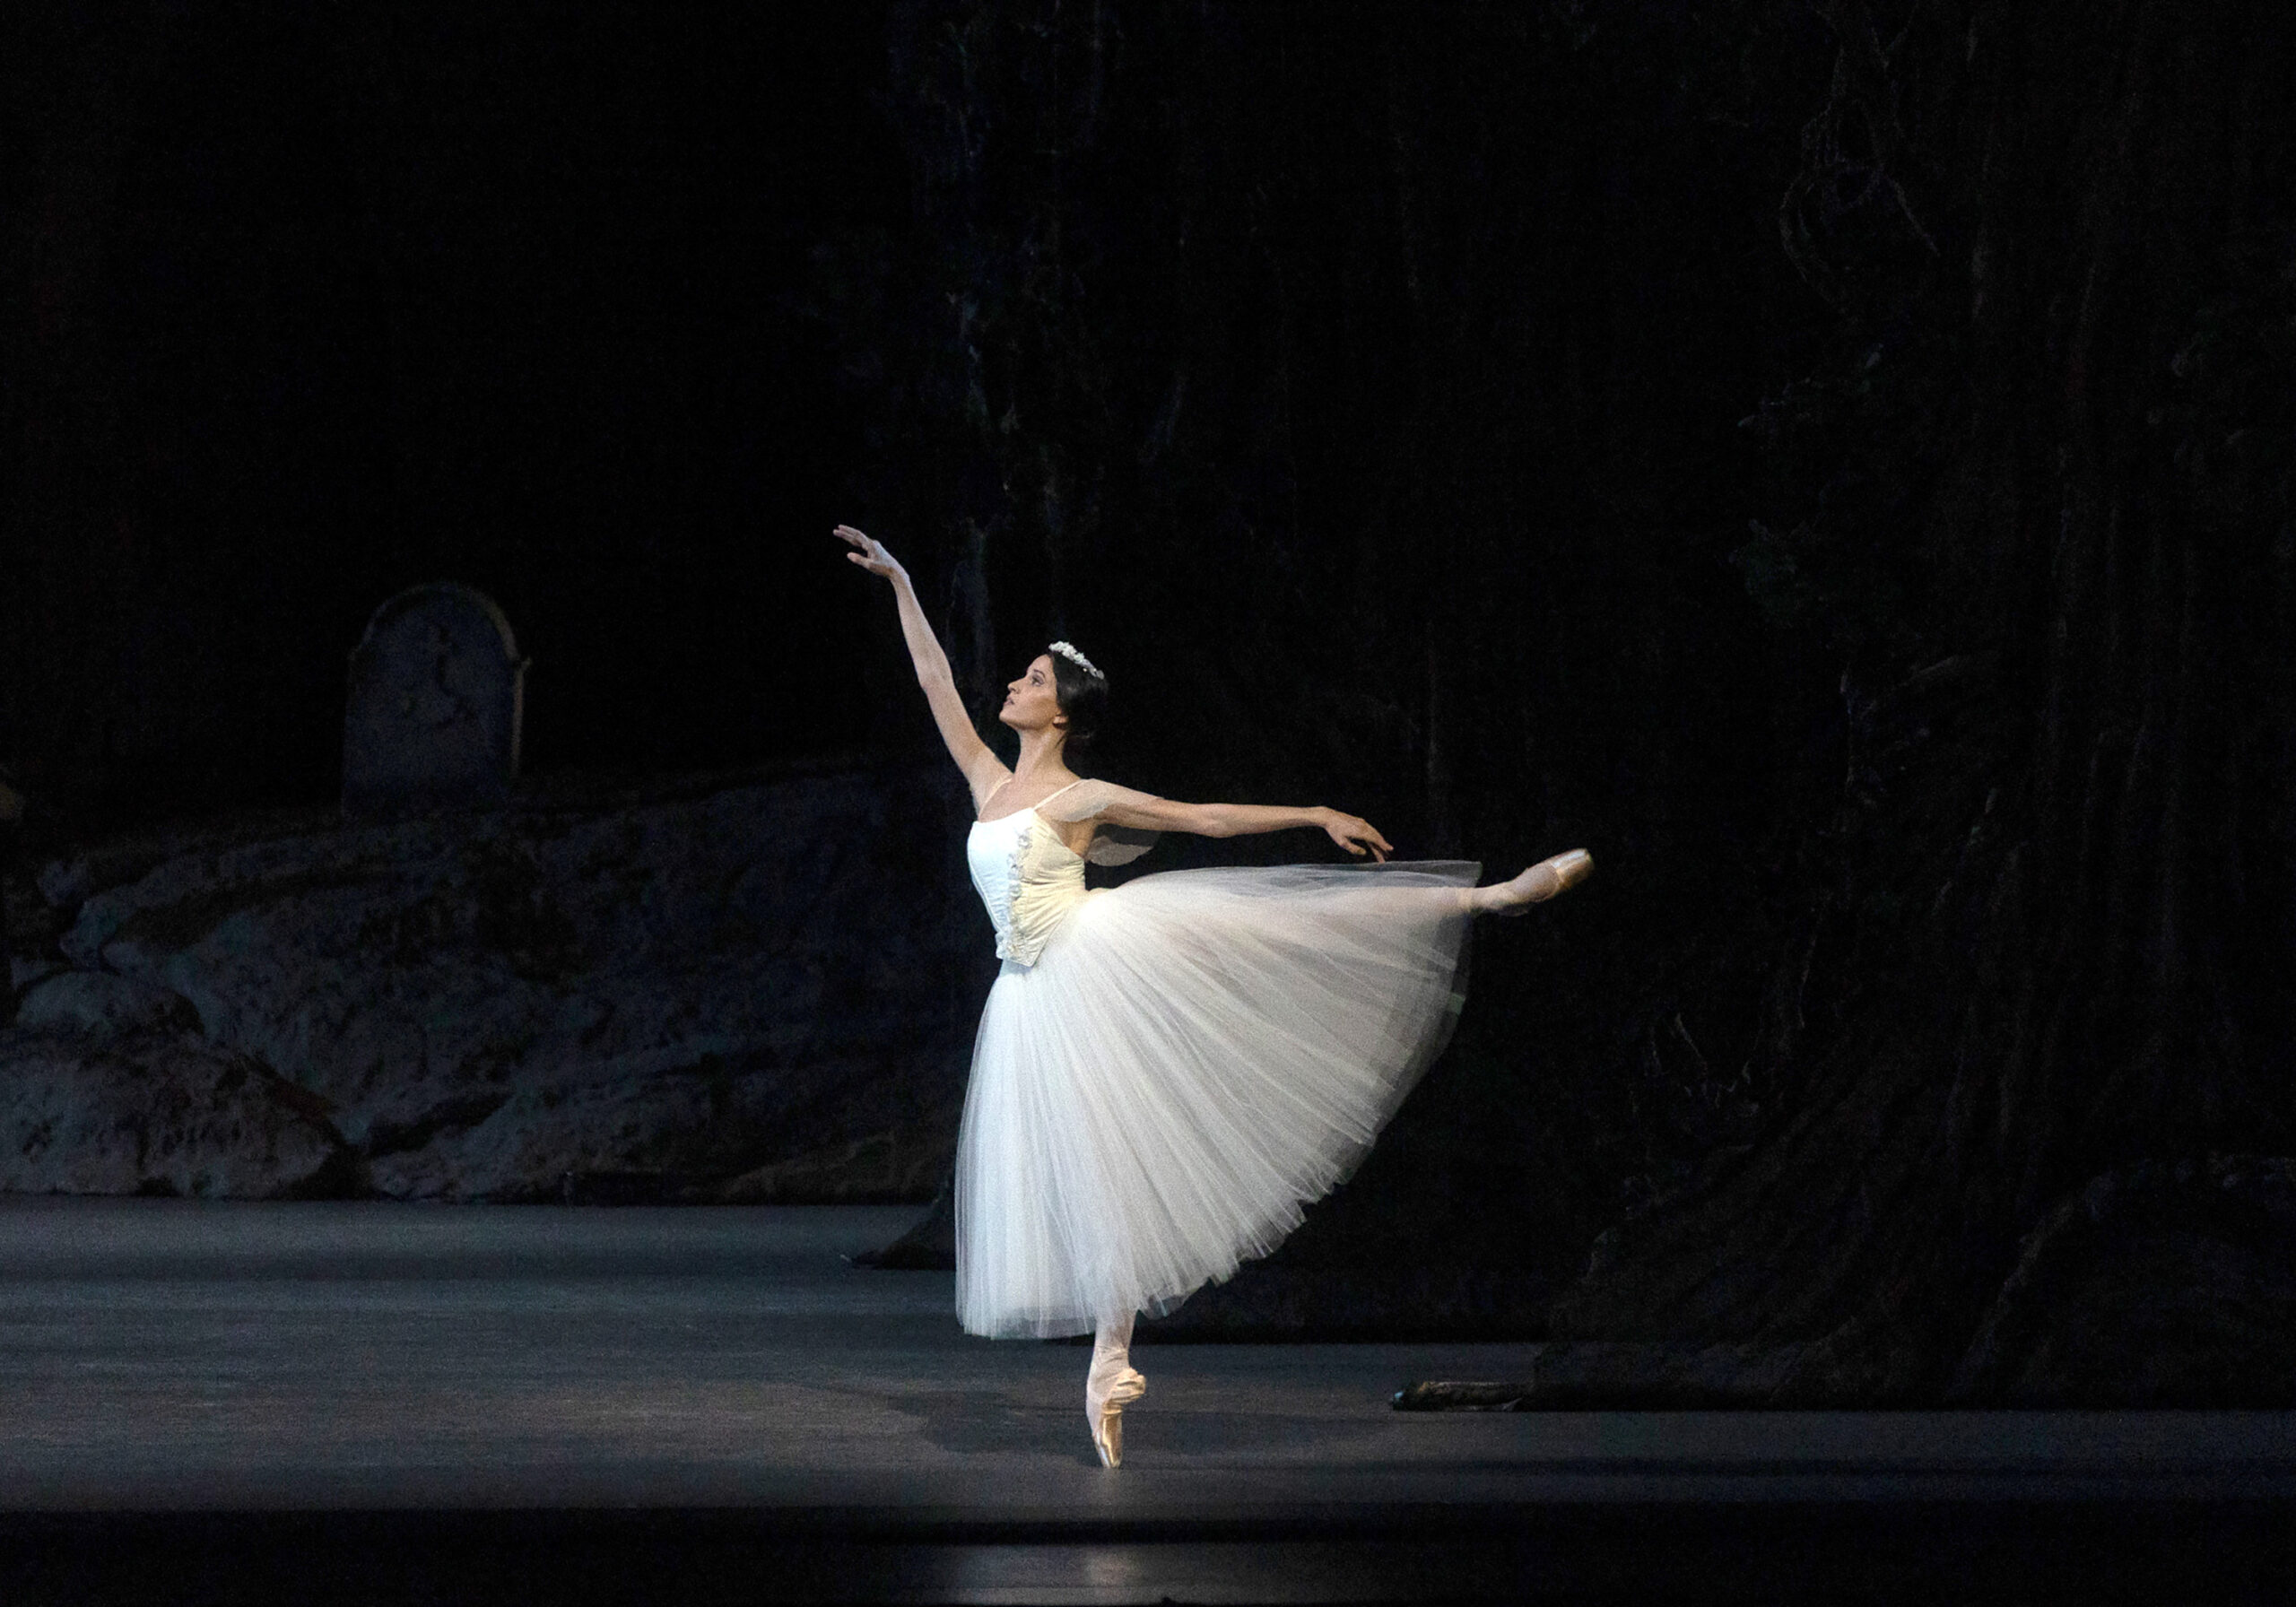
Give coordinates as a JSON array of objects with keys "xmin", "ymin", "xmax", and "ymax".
[
  {"xmin": 1085, "ymin": 1312, "xmax": 1146, "ymax": 1468},
  {"xmin": 1465, "ymin": 848, "xmax": 1594, "ymax": 916}
]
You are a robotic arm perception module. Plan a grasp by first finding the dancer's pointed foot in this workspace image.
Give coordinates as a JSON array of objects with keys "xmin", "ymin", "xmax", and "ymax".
[
  {"xmin": 1468, "ymin": 849, "xmax": 1594, "ymax": 916},
  {"xmin": 1087, "ymin": 1367, "xmax": 1146, "ymax": 1468}
]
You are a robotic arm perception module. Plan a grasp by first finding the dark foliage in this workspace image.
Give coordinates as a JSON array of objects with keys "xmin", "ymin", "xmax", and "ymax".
[{"xmin": 1546, "ymin": 0, "xmax": 2296, "ymax": 1387}]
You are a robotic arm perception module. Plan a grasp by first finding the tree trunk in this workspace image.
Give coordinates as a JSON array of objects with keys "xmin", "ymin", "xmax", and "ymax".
[{"xmin": 1552, "ymin": 0, "xmax": 2296, "ymax": 1394}]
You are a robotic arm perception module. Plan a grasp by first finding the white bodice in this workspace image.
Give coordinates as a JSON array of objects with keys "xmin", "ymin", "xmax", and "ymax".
[{"xmin": 966, "ymin": 808, "xmax": 1091, "ymax": 966}]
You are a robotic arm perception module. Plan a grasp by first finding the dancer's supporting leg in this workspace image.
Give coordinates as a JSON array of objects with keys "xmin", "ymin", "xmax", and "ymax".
[
  {"xmin": 1085, "ymin": 1311, "xmax": 1146, "ymax": 1468},
  {"xmin": 1465, "ymin": 848, "xmax": 1593, "ymax": 916}
]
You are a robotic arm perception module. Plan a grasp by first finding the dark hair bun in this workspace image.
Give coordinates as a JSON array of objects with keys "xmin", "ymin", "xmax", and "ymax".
[{"xmin": 1048, "ymin": 647, "xmax": 1108, "ymax": 750}]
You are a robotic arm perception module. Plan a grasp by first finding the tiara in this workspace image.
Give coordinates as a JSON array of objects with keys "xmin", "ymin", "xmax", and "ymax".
[{"xmin": 1048, "ymin": 640, "xmax": 1105, "ymax": 680}]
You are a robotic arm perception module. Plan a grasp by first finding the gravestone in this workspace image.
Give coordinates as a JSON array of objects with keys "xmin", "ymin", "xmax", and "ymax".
[{"xmin": 342, "ymin": 584, "xmax": 528, "ymax": 819}]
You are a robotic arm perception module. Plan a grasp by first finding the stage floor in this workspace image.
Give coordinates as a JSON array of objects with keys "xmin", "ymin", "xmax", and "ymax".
[{"xmin": 0, "ymin": 1199, "xmax": 2290, "ymax": 1602}]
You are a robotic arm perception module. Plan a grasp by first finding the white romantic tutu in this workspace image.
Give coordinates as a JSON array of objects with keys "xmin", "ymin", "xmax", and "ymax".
[{"xmin": 952, "ymin": 822, "xmax": 1477, "ymax": 1339}]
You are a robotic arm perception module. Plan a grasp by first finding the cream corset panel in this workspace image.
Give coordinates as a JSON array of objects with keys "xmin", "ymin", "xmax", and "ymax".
[
  {"xmin": 967, "ymin": 778, "xmax": 1167, "ymax": 966},
  {"xmin": 967, "ymin": 810, "xmax": 1091, "ymax": 966},
  {"xmin": 1003, "ymin": 816, "xmax": 1091, "ymax": 964}
]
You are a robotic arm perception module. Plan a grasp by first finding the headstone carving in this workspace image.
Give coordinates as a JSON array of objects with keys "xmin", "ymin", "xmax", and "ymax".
[{"xmin": 342, "ymin": 583, "xmax": 528, "ymax": 818}]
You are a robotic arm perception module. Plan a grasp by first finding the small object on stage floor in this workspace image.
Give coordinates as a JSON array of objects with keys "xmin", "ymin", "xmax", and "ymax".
[{"xmin": 1392, "ymin": 1381, "xmax": 1530, "ymax": 1412}]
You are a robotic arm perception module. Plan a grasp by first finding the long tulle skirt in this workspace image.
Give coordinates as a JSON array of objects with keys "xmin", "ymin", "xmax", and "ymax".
[{"xmin": 952, "ymin": 859, "xmax": 1478, "ymax": 1338}]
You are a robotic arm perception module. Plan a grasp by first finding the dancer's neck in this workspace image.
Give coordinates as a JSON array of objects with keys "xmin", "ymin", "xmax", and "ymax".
[{"xmin": 1010, "ymin": 728, "xmax": 1072, "ymax": 785}]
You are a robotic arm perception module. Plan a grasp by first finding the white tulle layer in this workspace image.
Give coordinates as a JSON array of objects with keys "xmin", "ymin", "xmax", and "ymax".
[{"xmin": 952, "ymin": 858, "xmax": 1478, "ymax": 1339}]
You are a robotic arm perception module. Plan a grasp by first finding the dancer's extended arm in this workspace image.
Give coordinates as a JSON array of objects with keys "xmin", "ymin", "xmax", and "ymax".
[
  {"xmin": 1092, "ymin": 792, "xmax": 1394, "ymax": 863},
  {"xmin": 837, "ymin": 525, "xmax": 1008, "ymax": 804}
]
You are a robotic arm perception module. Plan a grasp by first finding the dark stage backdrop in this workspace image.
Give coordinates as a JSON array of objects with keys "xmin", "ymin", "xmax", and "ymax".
[
  {"xmin": 3, "ymin": 2, "xmax": 908, "ymax": 810},
  {"xmin": 5, "ymin": 1, "xmax": 2294, "ymax": 1393}
]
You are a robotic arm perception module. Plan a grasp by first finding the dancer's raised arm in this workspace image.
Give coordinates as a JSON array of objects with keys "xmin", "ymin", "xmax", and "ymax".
[{"xmin": 838, "ymin": 525, "xmax": 1009, "ymax": 805}]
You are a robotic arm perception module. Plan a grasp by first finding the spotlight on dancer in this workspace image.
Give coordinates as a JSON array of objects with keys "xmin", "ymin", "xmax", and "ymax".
[{"xmin": 837, "ymin": 524, "xmax": 1591, "ymax": 1466}]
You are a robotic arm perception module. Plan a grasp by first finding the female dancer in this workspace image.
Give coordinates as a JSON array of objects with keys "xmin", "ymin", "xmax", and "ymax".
[{"xmin": 839, "ymin": 524, "xmax": 1591, "ymax": 1465}]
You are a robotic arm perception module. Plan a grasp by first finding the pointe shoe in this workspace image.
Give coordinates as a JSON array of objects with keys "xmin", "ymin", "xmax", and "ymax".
[
  {"xmin": 1475, "ymin": 848, "xmax": 1594, "ymax": 916},
  {"xmin": 1088, "ymin": 1367, "xmax": 1147, "ymax": 1468}
]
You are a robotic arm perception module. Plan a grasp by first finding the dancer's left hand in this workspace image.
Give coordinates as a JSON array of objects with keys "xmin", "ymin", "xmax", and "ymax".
[
  {"xmin": 1320, "ymin": 809, "xmax": 1391, "ymax": 862},
  {"xmin": 835, "ymin": 524, "xmax": 909, "ymax": 584}
]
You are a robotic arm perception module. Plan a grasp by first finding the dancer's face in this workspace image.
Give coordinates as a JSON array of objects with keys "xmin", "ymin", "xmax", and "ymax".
[{"xmin": 999, "ymin": 655, "xmax": 1066, "ymax": 735}]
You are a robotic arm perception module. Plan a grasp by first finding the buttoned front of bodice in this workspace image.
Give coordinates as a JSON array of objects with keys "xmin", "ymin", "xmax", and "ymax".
[{"xmin": 966, "ymin": 808, "xmax": 1091, "ymax": 966}]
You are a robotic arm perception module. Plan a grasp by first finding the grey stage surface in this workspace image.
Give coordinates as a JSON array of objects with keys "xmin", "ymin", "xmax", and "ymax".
[{"xmin": 0, "ymin": 1199, "xmax": 2292, "ymax": 1603}]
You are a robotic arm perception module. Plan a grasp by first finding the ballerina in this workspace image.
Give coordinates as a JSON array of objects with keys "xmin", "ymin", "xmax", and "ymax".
[{"xmin": 838, "ymin": 524, "xmax": 1591, "ymax": 1466}]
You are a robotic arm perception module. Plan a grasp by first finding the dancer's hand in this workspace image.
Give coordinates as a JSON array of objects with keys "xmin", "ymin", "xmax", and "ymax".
[
  {"xmin": 1320, "ymin": 809, "xmax": 1392, "ymax": 862},
  {"xmin": 836, "ymin": 525, "xmax": 908, "ymax": 585}
]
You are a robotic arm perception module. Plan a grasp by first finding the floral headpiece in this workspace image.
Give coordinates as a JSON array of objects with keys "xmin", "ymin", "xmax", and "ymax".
[{"xmin": 1048, "ymin": 640, "xmax": 1105, "ymax": 680}]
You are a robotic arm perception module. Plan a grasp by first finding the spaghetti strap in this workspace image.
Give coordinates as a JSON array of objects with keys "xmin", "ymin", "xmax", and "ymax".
[
  {"xmin": 1030, "ymin": 779, "xmax": 1087, "ymax": 814},
  {"xmin": 978, "ymin": 777, "xmax": 1091, "ymax": 827}
]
